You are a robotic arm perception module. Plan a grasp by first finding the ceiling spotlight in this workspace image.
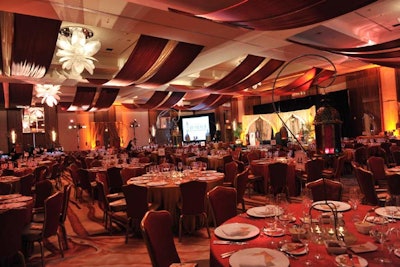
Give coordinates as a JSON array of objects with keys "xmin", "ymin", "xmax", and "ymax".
[{"xmin": 56, "ymin": 26, "xmax": 101, "ymax": 79}]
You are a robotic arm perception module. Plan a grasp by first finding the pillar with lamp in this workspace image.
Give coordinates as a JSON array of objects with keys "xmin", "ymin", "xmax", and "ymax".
[
  {"xmin": 68, "ymin": 120, "xmax": 86, "ymax": 150},
  {"xmin": 130, "ymin": 119, "xmax": 140, "ymax": 146}
]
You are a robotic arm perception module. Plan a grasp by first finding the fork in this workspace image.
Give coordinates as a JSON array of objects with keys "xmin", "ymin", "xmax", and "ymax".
[{"xmin": 220, "ymin": 250, "xmax": 238, "ymax": 258}]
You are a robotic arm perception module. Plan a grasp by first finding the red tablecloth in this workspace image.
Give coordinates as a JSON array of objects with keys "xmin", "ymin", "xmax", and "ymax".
[{"xmin": 210, "ymin": 203, "xmax": 400, "ymax": 267}]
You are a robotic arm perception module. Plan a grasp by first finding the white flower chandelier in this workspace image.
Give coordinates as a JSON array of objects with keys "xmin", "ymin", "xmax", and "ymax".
[
  {"xmin": 56, "ymin": 26, "xmax": 101, "ymax": 79},
  {"xmin": 35, "ymin": 84, "xmax": 61, "ymax": 107}
]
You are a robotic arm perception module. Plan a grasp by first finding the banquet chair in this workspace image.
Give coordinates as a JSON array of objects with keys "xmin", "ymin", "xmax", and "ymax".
[
  {"xmin": 354, "ymin": 146, "xmax": 368, "ymax": 167},
  {"xmin": 0, "ymin": 182, "xmax": 12, "ymax": 195},
  {"xmin": 106, "ymin": 166, "xmax": 123, "ymax": 194},
  {"xmin": 322, "ymin": 155, "xmax": 346, "ymax": 181},
  {"xmin": 305, "ymin": 178, "xmax": 343, "ymax": 201},
  {"xmin": 76, "ymin": 168, "xmax": 94, "ymax": 202},
  {"xmin": 247, "ymin": 150, "xmax": 260, "ymax": 163},
  {"xmin": 178, "ymin": 180, "xmax": 210, "ymax": 242},
  {"xmin": 0, "ymin": 208, "xmax": 27, "ymax": 267},
  {"xmin": 96, "ymin": 181, "xmax": 126, "ymax": 232},
  {"xmin": 1, "ymin": 169, "xmax": 15, "ymax": 176},
  {"xmin": 207, "ymin": 186, "xmax": 237, "ymax": 227},
  {"xmin": 387, "ymin": 173, "xmax": 400, "ymax": 196},
  {"xmin": 33, "ymin": 165, "xmax": 49, "ymax": 183},
  {"xmin": 19, "ymin": 174, "xmax": 34, "ymax": 197},
  {"xmin": 354, "ymin": 167, "xmax": 387, "ymax": 206},
  {"xmin": 267, "ymin": 161, "xmax": 289, "ymax": 197},
  {"xmin": 22, "ymin": 191, "xmax": 64, "ymax": 267},
  {"xmin": 90, "ymin": 159, "xmax": 103, "ymax": 167},
  {"xmin": 120, "ymin": 167, "xmax": 144, "ymax": 184},
  {"xmin": 33, "ymin": 179, "xmax": 54, "ymax": 213},
  {"xmin": 234, "ymin": 168, "xmax": 249, "ymax": 212},
  {"xmin": 392, "ymin": 150, "xmax": 400, "ymax": 166},
  {"xmin": 122, "ymin": 184, "xmax": 158, "ymax": 244},
  {"xmin": 301, "ymin": 158, "xmax": 324, "ymax": 185},
  {"xmin": 367, "ymin": 156, "xmax": 387, "ymax": 186},
  {"xmin": 223, "ymin": 160, "xmax": 238, "ymax": 187},
  {"xmin": 59, "ymin": 183, "xmax": 72, "ymax": 250},
  {"xmin": 217, "ymin": 155, "xmax": 233, "ymax": 173},
  {"xmin": 141, "ymin": 210, "xmax": 181, "ymax": 267}
]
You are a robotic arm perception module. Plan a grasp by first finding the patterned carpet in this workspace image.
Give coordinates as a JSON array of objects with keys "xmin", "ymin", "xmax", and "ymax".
[{"xmin": 26, "ymin": 173, "xmax": 359, "ymax": 267}]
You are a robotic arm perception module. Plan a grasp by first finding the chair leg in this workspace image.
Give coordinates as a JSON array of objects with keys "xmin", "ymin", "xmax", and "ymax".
[
  {"xmin": 57, "ymin": 233, "xmax": 64, "ymax": 258},
  {"xmin": 39, "ymin": 241, "xmax": 44, "ymax": 267},
  {"xmin": 203, "ymin": 212, "xmax": 210, "ymax": 238},
  {"xmin": 60, "ymin": 224, "xmax": 69, "ymax": 249},
  {"xmin": 179, "ymin": 215, "xmax": 183, "ymax": 242},
  {"xmin": 125, "ymin": 218, "xmax": 131, "ymax": 244}
]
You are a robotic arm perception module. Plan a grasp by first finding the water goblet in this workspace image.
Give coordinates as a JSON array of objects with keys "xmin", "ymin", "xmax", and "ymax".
[{"xmin": 299, "ymin": 223, "xmax": 313, "ymax": 266}]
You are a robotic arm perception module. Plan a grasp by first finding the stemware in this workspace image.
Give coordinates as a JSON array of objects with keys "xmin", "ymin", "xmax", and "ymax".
[
  {"xmin": 177, "ymin": 162, "xmax": 183, "ymax": 172},
  {"xmin": 370, "ymin": 217, "xmax": 391, "ymax": 263},
  {"xmin": 299, "ymin": 223, "xmax": 313, "ymax": 266},
  {"xmin": 348, "ymin": 186, "xmax": 362, "ymax": 211}
]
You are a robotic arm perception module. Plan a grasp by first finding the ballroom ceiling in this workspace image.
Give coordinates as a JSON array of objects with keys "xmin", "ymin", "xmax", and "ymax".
[{"xmin": 0, "ymin": 0, "xmax": 400, "ymax": 111}]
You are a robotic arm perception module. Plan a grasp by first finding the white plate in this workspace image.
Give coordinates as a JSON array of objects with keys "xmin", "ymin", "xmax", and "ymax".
[
  {"xmin": 395, "ymin": 248, "xmax": 400, "ymax": 258},
  {"xmin": 0, "ymin": 194, "xmax": 21, "ymax": 201},
  {"xmin": 375, "ymin": 206, "xmax": 400, "ymax": 219},
  {"xmin": 349, "ymin": 242, "xmax": 378, "ymax": 254},
  {"xmin": 281, "ymin": 242, "xmax": 307, "ymax": 255},
  {"xmin": 335, "ymin": 254, "xmax": 368, "ymax": 267},
  {"xmin": 312, "ymin": 201, "xmax": 351, "ymax": 212},
  {"xmin": 146, "ymin": 181, "xmax": 168, "ymax": 186},
  {"xmin": 229, "ymin": 247, "xmax": 289, "ymax": 267},
  {"xmin": 197, "ymin": 176, "xmax": 216, "ymax": 181},
  {"xmin": 247, "ymin": 205, "xmax": 283, "ymax": 218},
  {"xmin": 214, "ymin": 223, "xmax": 260, "ymax": 240},
  {"xmin": 263, "ymin": 227, "xmax": 285, "ymax": 237}
]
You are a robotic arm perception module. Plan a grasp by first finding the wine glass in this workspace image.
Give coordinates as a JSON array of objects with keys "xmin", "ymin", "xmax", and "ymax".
[
  {"xmin": 177, "ymin": 162, "xmax": 183, "ymax": 172},
  {"xmin": 299, "ymin": 223, "xmax": 313, "ymax": 266},
  {"xmin": 310, "ymin": 223, "xmax": 324, "ymax": 260},
  {"xmin": 370, "ymin": 217, "xmax": 391, "ymax": 263},
  {"xmin": 348, "ymin": 186, "xmax": 362, "ymax": 210}
]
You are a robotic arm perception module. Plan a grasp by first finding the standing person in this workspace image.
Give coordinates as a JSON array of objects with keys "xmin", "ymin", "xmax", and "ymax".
[{"xmin": 126, "ymin": 140, "xmax": 133, "ymax": 151}]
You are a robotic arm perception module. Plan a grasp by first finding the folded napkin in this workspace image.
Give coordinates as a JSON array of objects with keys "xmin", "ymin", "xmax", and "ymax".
[
  {"xmin": 337, "ymin": 255, "xmax": 360, "ymax": 266},
  {"xmin": 222, "ymin": 226, "xmax": 250, "ymax": 237}
]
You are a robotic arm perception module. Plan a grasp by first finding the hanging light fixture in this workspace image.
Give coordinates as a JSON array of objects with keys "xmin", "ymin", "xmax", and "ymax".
[
  {"xmin": 56, "ymin": 26, "xmax": 101, "ymax": 79},
  {"xmin": 35, "ymin": 84, "xmax": 61, "ymax": 107}
]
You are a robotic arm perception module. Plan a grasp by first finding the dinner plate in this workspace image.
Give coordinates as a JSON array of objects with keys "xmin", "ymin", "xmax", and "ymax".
[
  {"xmin": 263, "ymin": 227, "xmax": 285, "ymax": 237},
  {"xmin": 312, "ymin": 200, "xmax": 351, "ymax": 212},
  {"xmin": 335, "ymin": 254, "xmax": 368, "ymax": 267},
  {"xmin": 197, "ymin": 176, "xmax": 216, "ymax": 181},
  {"xmin": 214, "ymin": 223, "xmax": 259, "ymax": 240},
  {"xmin": 387, "ymin": 166, "xmax": 400, "ymax": 172},
  {"xmin": 247, "ymin": 205, "xmax": 283, "ymax": 218},
  {"xmin": 395, "ymin": 248, "xmax": 400, "ymax": 258},
  {"xmin": 375, "ymin": 206, "xmax": 400, "ymax": 220},
  {"xmin": 146, "ymin": 181, "xmax": 168, "ymax": 186},
  {"xmin": 202, "ymin": 170, "xmax": 216, "ymax": 174},
  {"xmin": 229, "ymin": 247, "xmax": 289, "ymax": 267},
  {"xmin": 280, "ymin": 242, "xmax": 307, "ymax": 255},
  {"xmin": 349, "ymin": 242, "xmax": 378, "ymax": 254},
  {"xmin": 0, "ymin": 196, "xmax": 32, "ymax": 203}
]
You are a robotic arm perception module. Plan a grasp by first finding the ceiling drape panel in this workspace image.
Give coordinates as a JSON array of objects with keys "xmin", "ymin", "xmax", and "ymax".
[
  {"xmin": 69, "ymin": 87, "xmax": 97, "ymax": 110},
  {"xmin": 189, "ymin": 94, "xmax": 220, "ymax": 111},
  {"xmin": 205, "ymin": 95, "xmax": 233, "ymax": 110},
  {"xmin": 106, "ymin": 35, "xmax": 169, "ymax": 86},
  {"xmin": 157, "ymin": 91, "xmax": 186, "ymax": 110},
  {"xmin": 11, "ymin": 14, "xmax": 61, "ymax": 78},
  {"xmin": 274, "ymin": 68, "xmax": 316, "ymax": 96},
  {"xmin": 196, "ymin": 0, "xmax": 375, "ymax": 31},
  {"xmin": 0, "ymin": 12, "xmax": 14, "ymax": 76},
  {"xmin": 90, "ymin": 88, "xmax": 120, "ymax": 111},
  {"xmin": 121, "ymin": 103, "xmax": 139, "ymax": 110},
  {"xmin": 207, "ymin": 55, "xmax": 265, "ymax": 91},
  {"xmin": 221, "ymin": 59, "xmax": 285, "ymax": 93},
  {"xmin": 138, "ymin": 91, "xmax": 169, "ymax": 109},
  {"xmin": 288, "ymin": 38, "xmax": 400, "ymax": 68},
  {"xmin": 142, "ymin": 42, "xmax": 204, "ymax": 87},
  {"xmin": 8, "ymin": 83, "xmax": 33, "ymax": 107},
  {"xmin": 0, "ymin": 83, "xmax": 4, "ymax": 108}
]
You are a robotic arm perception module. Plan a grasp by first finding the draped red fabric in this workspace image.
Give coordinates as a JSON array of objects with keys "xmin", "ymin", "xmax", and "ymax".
[
  {"xmin": 205, "ymin": 95, "xmax": 233, "ymax": 110},
  {"xmin": 289, "ymin": 37, "xmax": 400, "ymax": 68},
  {"xmin": 0, "ymin": 84, "xmax": 4, "ymax": 109},
  {"xmin": 108, "ymin": 35, "xmax": 169, "ymax": 86},
  {"xmin": 207, "ymin": 55, "xmax": 265, "ymax": 90},
  {"xmin": 312, "ymin": 69, "xmax": 336, "ymax": 86},
  {"xmin": 157, "ymin": 92, "xmax": 186, "ymax": 110},
  {"xmin": 189, "ymin": 94, "xmax": 220, "ymax": 111},
  {"xmin": 121, "ymin": 103, "xmax": 139, "ymax": 110},
  {"xmin": 90, "ymin": 88, "xmax": 119, "ymax": 110},
  {"xmin": 141, "ymin": 42, "xmax": 204, "ymax": 88},
  {"xmin": 59, "ymin": 102, "xmax": 72, "ymax": 111},
  {"xmin": 273, "ymin": 68, "xmax": 316, "ymax": 96},
  {"xmin": 221, "ymin": 59, "xmax": 284, "ymax": 93},
  {"xmin": 199, "ymin": 0, "xmax": 375, "ymax": 31},
  {"xmin": 138, "ymin": 91, "xmax": 169, "ymax": 109},
  {"xmin": 70, "ymin": 87, "xmax": 97, "ymax": 110},
  {"xmin": 86, "ymin": 79, "xmax": 109, "ymax": 85},
  {"xmin": 8, "ymin": 83, "xmax": 33, "ymax": 107},
  {"xmin": 12, "ymin": 14, "xmax": 61, "ymax": 77}
]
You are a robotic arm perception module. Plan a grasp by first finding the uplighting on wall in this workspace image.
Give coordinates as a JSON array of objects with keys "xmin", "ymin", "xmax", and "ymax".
[
  {"xmin": 51, "ymin": 130, "xmax": 57, "ymax": 142},
  {"xmin": 10, "ymin": 130, "xmax": 16, "ymax": 144}
]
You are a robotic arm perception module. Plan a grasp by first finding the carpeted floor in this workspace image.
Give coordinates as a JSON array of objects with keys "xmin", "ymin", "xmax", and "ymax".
[{"xmin": 25, "ymin": 172, "xmax": 359, "ymax": 267}]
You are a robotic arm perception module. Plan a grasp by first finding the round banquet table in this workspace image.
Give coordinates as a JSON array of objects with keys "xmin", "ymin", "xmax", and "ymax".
[
  {"xmin": 0, "ymin": 176, "xmax": 21, "ymax": 193},
  {"xmin": 0, "ymin": 194, "xmax": 33, "ymax": 225},
  {"xmin": 210, "ymin": 203, "xmax": 400, "ymax": 267},
  {"xmin": 128, "ymin": 170, "xmax": 224, "ymax": 228}
]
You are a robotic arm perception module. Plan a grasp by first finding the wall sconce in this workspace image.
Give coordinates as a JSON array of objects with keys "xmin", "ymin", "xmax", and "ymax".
[
  {"xmin": 232, "ymin": 119, "xmax": 237, "ymax": 132},
  {"xmin": 51, "ymin": 130, "xmax": 57, "ymax": 142},
  {"xmin": 215, "ymin": 122, "xmax": 220, "ymax": 131},
  {"xmin": 151, "ymin": 125, "xmax": 156, "ymax": 138},
  {"xmin": 130, "ymin": 119, "xmax": 140, "ymax": 145},
  {"xmin": 10, "ymin": 130, "xmax": 16, "ymax": 144}
]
